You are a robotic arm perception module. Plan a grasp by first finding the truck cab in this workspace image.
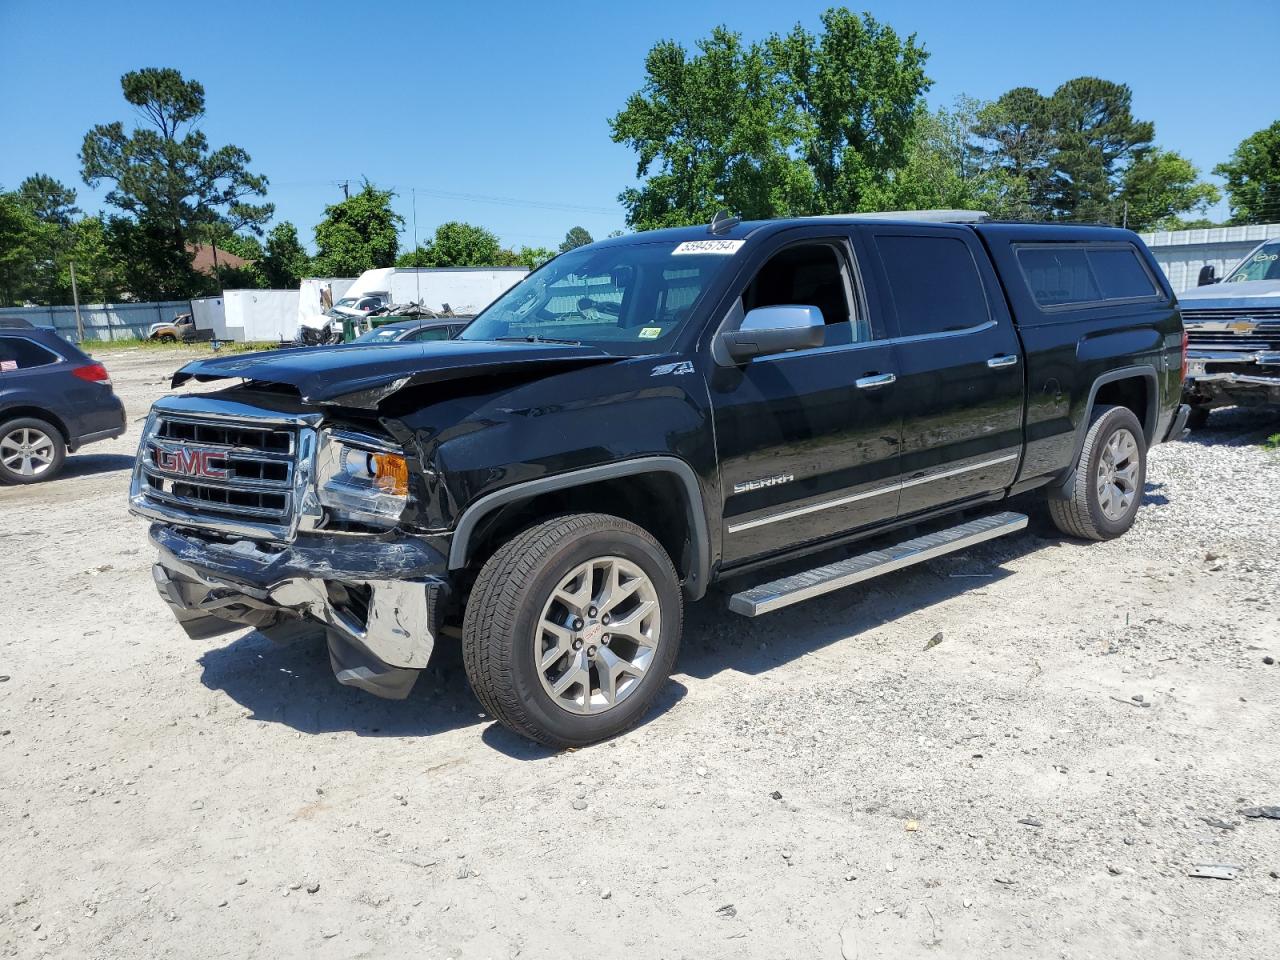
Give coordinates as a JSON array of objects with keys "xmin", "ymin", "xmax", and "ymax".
[{"xmin": 129, "ymin": 213, "xmax": 1186, "ymax": 748}]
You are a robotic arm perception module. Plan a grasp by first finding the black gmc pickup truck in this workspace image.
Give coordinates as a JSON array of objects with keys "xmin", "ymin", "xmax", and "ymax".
[{"xmin": 129, "ymin": 212, "xmax": 1188, "ymax": 747}]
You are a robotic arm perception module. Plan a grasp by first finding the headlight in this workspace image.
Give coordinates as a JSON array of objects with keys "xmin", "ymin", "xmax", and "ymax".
[{"xmin": 317, "ymin": 431, "xmax": 413, "ymax": 529}]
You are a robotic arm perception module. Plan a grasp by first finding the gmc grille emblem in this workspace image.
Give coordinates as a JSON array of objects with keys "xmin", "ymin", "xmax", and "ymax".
[{"xmin": 154, "ymin": 447, "xmax": 230, "ymax": 480}]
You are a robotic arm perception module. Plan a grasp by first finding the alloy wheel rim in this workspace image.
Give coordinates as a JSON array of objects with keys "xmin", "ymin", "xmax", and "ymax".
[
  {"xmin": 535, "ymin": 555, "xmax": 661, "ymax": 715},
  {"xmin": 0, "ymin": 427, "xmax": 56, "ymax": 478},
  {"xmin": 1096, "ymin": 427, "xmax": 1139, "ymax": 522}
]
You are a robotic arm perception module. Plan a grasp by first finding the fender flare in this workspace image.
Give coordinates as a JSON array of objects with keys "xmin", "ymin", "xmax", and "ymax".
[
  {"xmin": 1051, "ymin": 364, "xmax": 1159, "ymax": 500},
  {"xmin": 447, "ymin": 456, "xmax": 712, "ymax": 600}
]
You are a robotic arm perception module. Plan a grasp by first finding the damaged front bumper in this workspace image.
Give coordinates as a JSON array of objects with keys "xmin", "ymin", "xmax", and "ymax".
[
  {"xmin": 1184, "ymin": 350, "xmax": 1280, "ymax": 410},
  {"xmin": 149, "ymin": 524, "xmax": 450, "ymax": 700}
]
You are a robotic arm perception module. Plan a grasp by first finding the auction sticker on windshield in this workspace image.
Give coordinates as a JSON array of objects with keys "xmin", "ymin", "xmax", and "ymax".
[{"xmin": 673, "ymin": 239, "xmax": 745, "ymax": 255}]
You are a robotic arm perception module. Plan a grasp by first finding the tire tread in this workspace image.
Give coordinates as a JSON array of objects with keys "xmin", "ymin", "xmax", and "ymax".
[{"xmin": 462, "ymin": 512, "xmax": 680, "ymax": 747}]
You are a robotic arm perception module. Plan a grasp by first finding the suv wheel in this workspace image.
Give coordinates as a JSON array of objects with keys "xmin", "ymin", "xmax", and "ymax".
[
  {"xmin": 462, "ymin": 513, "xmax": 682, "ymax": 748},
  {"xmin": 1048, "ymin": 404, "xmax": 1146, "ymax": 541},
  {"xmin": 0, "ymin": 417, "xmax": 66, "ymax": 484}
]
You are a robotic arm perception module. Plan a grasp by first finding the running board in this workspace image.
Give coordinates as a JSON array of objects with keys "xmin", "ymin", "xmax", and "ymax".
[{"xmin": 727, "ymin": 511, "xmax": 1028, "ymax": 617}]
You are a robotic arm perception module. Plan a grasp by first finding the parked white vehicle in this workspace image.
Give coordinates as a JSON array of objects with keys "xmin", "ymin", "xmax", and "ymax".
[{"xmin": 295, "ymin": 267, "xmax": 528, "ymax": 343}]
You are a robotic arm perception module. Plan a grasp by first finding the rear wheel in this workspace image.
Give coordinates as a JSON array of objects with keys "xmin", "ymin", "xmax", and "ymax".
[
  {"xmin": 1048, "ymin": 405, "xmax": 1146, "ymax": 541},
  {"xmin": 0, "ymin": 417, "xmax": 66, "ymax": 484},
  {"xmin": 462, "ymin": 513, "xmax": 682, "ymax": 748}
]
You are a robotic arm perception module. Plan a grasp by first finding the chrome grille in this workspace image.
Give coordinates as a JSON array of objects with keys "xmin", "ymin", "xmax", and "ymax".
[
  {"xmin": 1182, "ymin": 307, "xmax": 1280, "ymax": 352},
  {"xmin": 140, "ymin": 414, "xmax": 298, "ymax": 525}
]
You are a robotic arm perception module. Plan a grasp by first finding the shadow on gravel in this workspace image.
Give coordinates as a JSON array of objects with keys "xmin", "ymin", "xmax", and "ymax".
[
  {"xmin": 199, "ymin": 625, "xmax": 690, "ymax": 754},
  {"xmin": 1142, "ymin": 481, "xmax": 1170, "ymax": 506},
  {"xmin": 679, "ymin": 521, "xmax": 1053, "ymax": 682},
  {"xmin": 61, "ymin": 452, "xmax": 136, "ymax": 479},
  {"xmin": 198, "ymin": 629, "xmax": 482, "ymax": 739},
  {"xmin": 1180, "ymin": 407, "xmax": 1280, "ymax": 447}
]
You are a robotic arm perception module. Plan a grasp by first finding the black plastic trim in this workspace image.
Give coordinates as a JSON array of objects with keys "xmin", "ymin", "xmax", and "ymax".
[{"xmin": 447, "ymin": 456, "xmax": 711, "ymax": 600}]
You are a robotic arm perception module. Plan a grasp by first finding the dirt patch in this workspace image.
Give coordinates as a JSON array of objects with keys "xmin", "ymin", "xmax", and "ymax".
[{"xmin": 3, "ymin": 351, "xmax": 1279, "ymax": 958}]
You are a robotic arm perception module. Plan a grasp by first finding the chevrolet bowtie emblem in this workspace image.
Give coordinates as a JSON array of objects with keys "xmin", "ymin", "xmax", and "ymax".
[{"xmin": 1227, "ymin": 320, "xmax": 1256, "ymax": 334}]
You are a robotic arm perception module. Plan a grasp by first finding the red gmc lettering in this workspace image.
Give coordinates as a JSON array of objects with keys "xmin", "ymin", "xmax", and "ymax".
[{"xmin": 154, "ymin": 448, "xmax": 229, "ymax": 480}]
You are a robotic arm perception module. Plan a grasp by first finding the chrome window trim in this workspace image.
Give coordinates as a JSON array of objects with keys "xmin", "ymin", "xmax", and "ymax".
[
  {"xmin": 726, "ymin": 452, "xmax": 1018, "ymax": 534},
  {"xmin": 752, "ymin": 319, "xmax": 997, "ymax": 363}
]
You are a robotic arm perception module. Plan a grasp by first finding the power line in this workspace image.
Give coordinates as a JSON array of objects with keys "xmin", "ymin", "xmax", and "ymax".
[{"xmin": 396, "ymin": 185, "xmax": 618, "ymax": 217}]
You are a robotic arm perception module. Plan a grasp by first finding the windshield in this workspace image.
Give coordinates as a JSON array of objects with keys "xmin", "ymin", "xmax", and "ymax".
[
  {"xmin": 458, "ymin": 241, "xmax": 735, "ymax": 354},
  {"xmin": 1225, "ymin": 241, "xmax": 1280, "ymax": 283}
]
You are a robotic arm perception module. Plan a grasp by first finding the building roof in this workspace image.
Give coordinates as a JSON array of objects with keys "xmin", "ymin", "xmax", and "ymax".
[{"xmin": 187, "ymin": 243, "xmax": 252, "ymax": 275}]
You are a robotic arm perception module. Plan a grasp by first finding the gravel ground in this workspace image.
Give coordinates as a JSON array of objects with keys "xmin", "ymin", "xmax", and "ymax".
[{"xmin": 2, "ymin": 347, "xmax": 1279, "ymax": 959}]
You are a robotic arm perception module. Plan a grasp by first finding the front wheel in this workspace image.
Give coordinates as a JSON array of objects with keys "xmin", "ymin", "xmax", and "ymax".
[
  {"xmin": 1048, "ymin": 405, "xmax": 1146, "ymax": 541},
  {"xmin": 462, "ymin": 513, "xmax": 683, "ymax": 748}
]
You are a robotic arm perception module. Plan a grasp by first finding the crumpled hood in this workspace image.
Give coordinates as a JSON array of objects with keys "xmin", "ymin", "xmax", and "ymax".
[{"xmin": 171, "ymin": 339, "xmax": 623, "ymax": 409}]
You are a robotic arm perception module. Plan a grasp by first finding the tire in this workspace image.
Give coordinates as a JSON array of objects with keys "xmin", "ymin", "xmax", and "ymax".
[
  {"xmin": 1048, "ymin": 405, "xmax": 1146, "ymax": 541},
  {"xmin": 462, "ymin": 513, "xmax": 683, "ymax": 748},
  {"xmin": 157, "ymin": 334, "xmax": 177, "ymax": 343},
  {"xmin": 1186, "ymin": 406, "xmax": 1211, "ymax": 430},
  {"xmin": 0, "ymin": 417, "xmax": 67, "ymax": 484}
]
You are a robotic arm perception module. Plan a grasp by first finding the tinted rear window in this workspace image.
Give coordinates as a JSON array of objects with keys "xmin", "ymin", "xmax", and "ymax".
[
  {"xmin": 0, "ymin": 336, "xmax": 61, "ymax": 370},
  {"xmin": 875, "ymin": 235, "xmax": 991, "ymax": 337},
  {"xmin": 1016, "ymin": 244, "xmax": 1158, "ymax": 307},
  {"xmin": 1089, "ymin": 248, "xmax": 1159, "ymax": 300}
]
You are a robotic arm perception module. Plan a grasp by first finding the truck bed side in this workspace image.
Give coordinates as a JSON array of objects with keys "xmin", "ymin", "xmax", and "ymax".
[{"xmin": 974, "ymin": 223, "xmax": 1183, "ymax": 491}]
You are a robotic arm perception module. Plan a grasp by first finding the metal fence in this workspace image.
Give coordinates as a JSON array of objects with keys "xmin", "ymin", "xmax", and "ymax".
[{"xmin": 0, "ymin": 300, "xmax": 192, "ymax": 342}]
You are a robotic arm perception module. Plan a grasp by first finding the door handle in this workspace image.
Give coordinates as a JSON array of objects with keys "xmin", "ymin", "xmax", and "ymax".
[
  {"xmin": 855, "ymin": 372, "xmax": 897, "ymax": 389},
  {"xmin": 987, "ymin": 355, "xmax": 1019, "ymax": 369}
]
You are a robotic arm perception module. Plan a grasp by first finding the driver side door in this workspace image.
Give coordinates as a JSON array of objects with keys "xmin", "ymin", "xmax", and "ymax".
[{"xmin": 707, "ymin": 230, "xmax": 903, "ymax": 567}]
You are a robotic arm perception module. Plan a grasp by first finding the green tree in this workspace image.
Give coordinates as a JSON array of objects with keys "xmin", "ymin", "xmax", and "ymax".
[
  {"xmin": 259, "ymin": 222, "xmax": 312, "ymax": 288},
  {"xmin": 768, "ymin": 8, "xmax": 931, "ymax": 215},
  {"xmin": 866, "ymin": 97, "xmax": 1026, "ymax": 217},
  {"xmin": 313, "ymin": 182, "xmax": 401, "ymax": 275},
  {"xmin": 0, "ymin": 192, "xmax": 41, "ymax": 306},
  {"xmin": 58, "ymin": 216, "xmax": 127, "ymax": 303},
  {"xmin": 611, "ymin": 10, "xmax": 928, "ymax": 228},
  {"xmin": 80, "ymin": 67, "xmax": 273, "ymax": 298},
  {"xmin": 1118, "ymin": 149, "xmax": 1220, "ymax": 231},
  {"xmin": 559, "ymin": 226, "xmax": 594, "ymax": 252},
  {"xmin": 611, "ymin": 26, "xmax": 803, "ymax": 229},
  {"xmin": 497, "ymin": 246, "xmax": 556, "ymax": 269},
  {"xmin": 974, "ymin": 87, "xmax": 1056, "ymax": 216},
  {"xmin": 396, "ymin": 221, "xmax": 506, "ymax": 268},
  {"xmin": 18, "ymin": 174, "xmax": 80, "ymax": 226},
  {"xmin": 1215, "ymin": 121, "xmax": 1280, "ymax": 225},
  {"xmin": 1044, "ymin": 77, "xmax": 1153, "ymax": 222}
]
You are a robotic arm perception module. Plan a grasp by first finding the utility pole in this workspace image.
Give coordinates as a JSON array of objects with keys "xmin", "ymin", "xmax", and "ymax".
[
  {"xmin": 1122, "ymin": 201, "xmax": 1129, "ymax": 230},
  {"xmin": 69, "ymin": 260, "xmax": 84, "ymax": 342}
]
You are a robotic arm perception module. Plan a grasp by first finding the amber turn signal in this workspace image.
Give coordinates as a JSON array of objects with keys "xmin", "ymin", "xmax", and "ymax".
[{"xmin": 372, "ymin": 453, "xmax": 409, "ymax": 496}]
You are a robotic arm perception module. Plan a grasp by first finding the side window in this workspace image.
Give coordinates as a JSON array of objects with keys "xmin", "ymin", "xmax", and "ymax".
[
  {"xmin": 1016, "ymin": 248, "xmax": 1098, "ymax": 306},
  {"xmin": 1088, "ymin": 248, "xmax": 1159, "ymax": 300},
  {"xmin": 0, "ymin": 336, "xmax": 60, "ymax": 371},
  {"xmin": 874, "ymin": 235, "xmax": 990, "ymax": 337},
  {"xmin": 740, "ymin": 242, "xmax": 860, "ymax": 346},
  {"xmin": 407, "ymin": 326, "xmax": 451, "ymax": 342},
  {"xmin": 1016, "ymin": 244, "xmax": 1159, "ymax": 307}
]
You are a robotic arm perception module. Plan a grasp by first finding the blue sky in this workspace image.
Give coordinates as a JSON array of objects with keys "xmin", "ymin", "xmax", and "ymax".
[{"xmin": 0, "ymin": 0, "xmax": 1272, "ymax": 250}]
